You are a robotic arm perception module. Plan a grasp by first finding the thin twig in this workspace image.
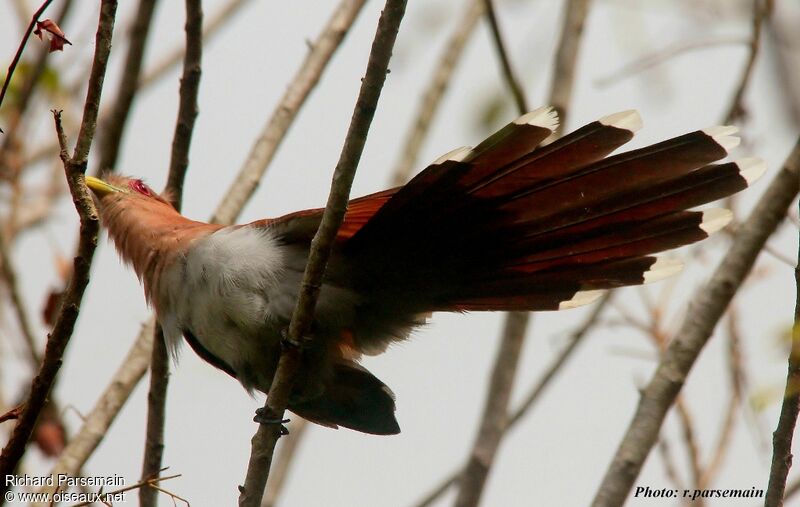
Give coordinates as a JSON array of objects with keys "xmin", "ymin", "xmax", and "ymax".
[
  {"xmin": 591, "ymin": 137, "xmax": 800, "ymax": 507},
  {"xmin": 0, "ymin": 0, "xmax": 73, "ymax": 166},
  {"xmin": 0, "ymin": 0, "xmax": 55, "ymax": 134},
  {"xmin": 0, "ymin": 0, "xmax": 117, "ymax": 487},
  {"xmin": 594, "ymin": 37, "xmax": 748, "ymax": 89},
  {"xmin": 723, "ymin": 0, "xmax": 772, "ymax": 125},
  {"xmin": 139, "ymin": 0, "xmax": 253, "ymax": 91},
  {"xmin": 140, "ymin": 1, "xmax": 202, "ymax": 503},
  {"xmin": 482, "ymin": 0, "xmax": 527, "ymax": 113},
  {"xmin": 94, "ymin": 0, "xmax": 159, "ymax": 174},
  {"xmin": 238, "ymin": 2, "xmax": 407, "ymax": 505},
  {"xmin": 0, "ymin": 229, "xmax": 40, "ymax": 366},
  {"xmin": 507, "ymin": 292, "xmax": 610, "ymax": 428},
  {"xmin": 764, "ymin": 144, "xmax": 800, "ymax": 506},
  {"xmin": 211, "ymin": 0, "xmax": 367, "ymax": 225},
  {"xmin": 675, "ymin": 398, "xmax": 704, "ymax": 496},
  {"xmin": 699, "ymin": 310, "xmax": 744, "ymax": 488},
  {"xmin": 390, "ymin": 0, "xmax": 484, "ymax": 186},
  {"xmin": 71, "ymin": 473, "xmax": 182, "ymax": 507},
  {"xmin": 547, "ymin": 0, "xmax": 591, "ymax": 130},
  {"xmin": 657, "ymin": 437, "xmax": 685, "ymax": 491},
  {"xmin": 261, "ymin": 418, "xmax": 308, "ymax": 507}
]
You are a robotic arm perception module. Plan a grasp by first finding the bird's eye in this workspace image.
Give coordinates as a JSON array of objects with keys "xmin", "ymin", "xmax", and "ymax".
[{"xmin": 130, "ymin": 179, "xmax": 153, "ymax": 197}]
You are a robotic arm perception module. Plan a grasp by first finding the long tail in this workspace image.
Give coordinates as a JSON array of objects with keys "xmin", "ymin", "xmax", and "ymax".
[{"xmin": 345, "ymin": 108, "xmax": 764, "ymax": 312}]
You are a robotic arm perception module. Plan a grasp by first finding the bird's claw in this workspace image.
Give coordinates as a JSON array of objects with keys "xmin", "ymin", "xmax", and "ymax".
[
  {"xmin": 253, "ymin": 407, "xmax": 290, "ymax": 435},
  {"xmin": 280, "ymin": 328, "xmax": 309, "ymax": 351}
]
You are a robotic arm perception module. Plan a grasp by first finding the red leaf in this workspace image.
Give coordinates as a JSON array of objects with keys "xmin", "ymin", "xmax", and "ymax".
[{"xmin": 34, "ymin": 19, "xmax": 72, "ymax": 52}]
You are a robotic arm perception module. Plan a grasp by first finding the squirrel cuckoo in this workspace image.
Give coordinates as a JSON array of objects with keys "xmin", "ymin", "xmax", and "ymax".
[{"xmin": 86, "ymin": 108, "xmax": 764, "ymax": 435}]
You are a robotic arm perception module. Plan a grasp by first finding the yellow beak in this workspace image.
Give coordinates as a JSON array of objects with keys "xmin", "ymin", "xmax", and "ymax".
[{"xmin": 85, "ymin": 176, "xmax": 121, "ymax": 197}]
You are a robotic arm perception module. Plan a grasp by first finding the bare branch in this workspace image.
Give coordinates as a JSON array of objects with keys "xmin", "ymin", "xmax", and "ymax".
[
  {"xmin": 592, "ymin": 137, "xmax": 800, "ymax": 507},
  {"xmin": 211, "ymin": 0, "xmax": 368, "ymax": 225},
  {"xmin": 765, "ymin": 144, "xmax": 800, "ymax": 507},
  {"xmin": 723, "ymin": 0, "xmax": 772, "ymax": 125},
  {"xmin": 140, "ymin": 1, "xmax": 202, "ymax": 503},
  {"xmin": 482, "ymin": 0, "xmax": 527, "ymax": 113},
  {"xmin": 454, "ymin": 312, "xmax": 529, "ymax": 507},
  {"xmin": 595, "ymin": 37, "xmax": 747, "ymax": 89},
  {"xmin": 0, "ymin": 0, "xmax": 117, "ymax": 486},
  {"xmin": 238, "ymin": 2, "xmax": 408, "ymax": 505}
]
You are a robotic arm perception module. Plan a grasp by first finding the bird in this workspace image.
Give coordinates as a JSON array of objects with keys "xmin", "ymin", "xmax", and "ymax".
[{"xmin": 86, "ymin": 108, "xmax": 764, "ymax": 435}]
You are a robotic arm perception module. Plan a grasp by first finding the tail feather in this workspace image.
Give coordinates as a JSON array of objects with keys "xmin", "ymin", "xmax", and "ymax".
[
  {"xmin": 461, "ymin": 110, "xmax": 638, "ymax": 193},
  {"xmin": 344, "ymin": 109, "xmax": 764, "ymax": 315},
  {"xmin": 289, "ymin": 362, "xmax": 400, "ymax": 435}
]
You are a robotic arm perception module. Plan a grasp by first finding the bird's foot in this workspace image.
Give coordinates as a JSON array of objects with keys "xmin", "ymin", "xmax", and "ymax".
[
  {"xmin": 253, "ymin": 407, "xmax": 290, "ymax": 436},
  {"xmin": 280, "ymin": 327, "xmax": 311, "ymax": 351}
]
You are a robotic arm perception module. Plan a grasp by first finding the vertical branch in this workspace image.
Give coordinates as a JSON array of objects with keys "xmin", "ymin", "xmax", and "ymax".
[
  {"xmin": 454, "ymin": 312, "xmax": 529, "ymax": 507},
  {"xmin": 0, "ymin": 230, "xmax": 40, "ymax": 366},
  {"xmin": 140, "ymin": 1, "xmax": 202, "ymax": 504},
  {"xmin": 94, "ymin": 0, "xmax": 160, "ymax": 174},
  {"xmin": 0, "ymin": 0, "xmax": 118, "ymax": 490},
  {"xmin": 390, "ymin": 0, "xmax": 484, "ymax": 186},
  {"xmin": 765, "ymin": 147, "xmax": 800, "ymax": 507},
  {"xmin": 591, "ymin": 137, "xmax": 800, "ymax": 507},
  {"xmin": 211, "ymin": 0, "xmax": 368, "ymax": 225},
  {"xmin": 723, "ymin": 0, "xmax": 771, "ymax": 125},
  {"xmin": 238, "ymin": 2, "xmax": 407, "ymax": 505}
]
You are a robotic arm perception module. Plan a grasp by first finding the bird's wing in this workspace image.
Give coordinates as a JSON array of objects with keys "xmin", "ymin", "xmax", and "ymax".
[{"xmin": 248, "ymin": 187, "xmax": 399, "ymax": 244}]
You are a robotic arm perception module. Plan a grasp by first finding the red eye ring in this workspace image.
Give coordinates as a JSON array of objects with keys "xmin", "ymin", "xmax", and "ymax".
[{"xmin": 130, "ymin": 179, "xmax": 152, "ymax": 196}]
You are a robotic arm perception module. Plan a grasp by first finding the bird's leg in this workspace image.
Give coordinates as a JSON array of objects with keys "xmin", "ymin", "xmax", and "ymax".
[{"xmin": 253, "ymin": 408, "xmax": 290, "ymax": 436}]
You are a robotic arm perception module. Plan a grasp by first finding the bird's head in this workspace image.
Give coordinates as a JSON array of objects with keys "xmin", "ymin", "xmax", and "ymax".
[
  {"xmin": 84, "ymin": 175, "xmax": 212, "ymax": 304},
  {"xmin": 85, "ymin": 175, "xmax": 173, "ymax": 208}
]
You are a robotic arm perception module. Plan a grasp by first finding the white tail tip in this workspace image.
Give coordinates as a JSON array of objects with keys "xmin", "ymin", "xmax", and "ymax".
[
  {"xmin": 703, "ymin": 125, "xmax": 740, "ymax": 152},
  {"xmin": 432, "ymin": 146, "xmax": 473, "ymax": 165},
  {"xmin": 515, "ymin": 106, "xmax": 560, "ymax": 132},
  {"xmin": 599, "ymin": 110, "xmax": 643, "ymax": 132},
  {"xmin": 700, "ymin": 208, "xmax": 733, "ymax": 235},
  {"xmin": 643, "ymin": 257, "xmax": 684, "ymax": 284},
  {"xmin": 558, "ymin": 289, "xmax": 605, "ymax": 310},
  {"xmin": 735, "ymin": 157, "xmax": 766, "ymax": 185}
]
